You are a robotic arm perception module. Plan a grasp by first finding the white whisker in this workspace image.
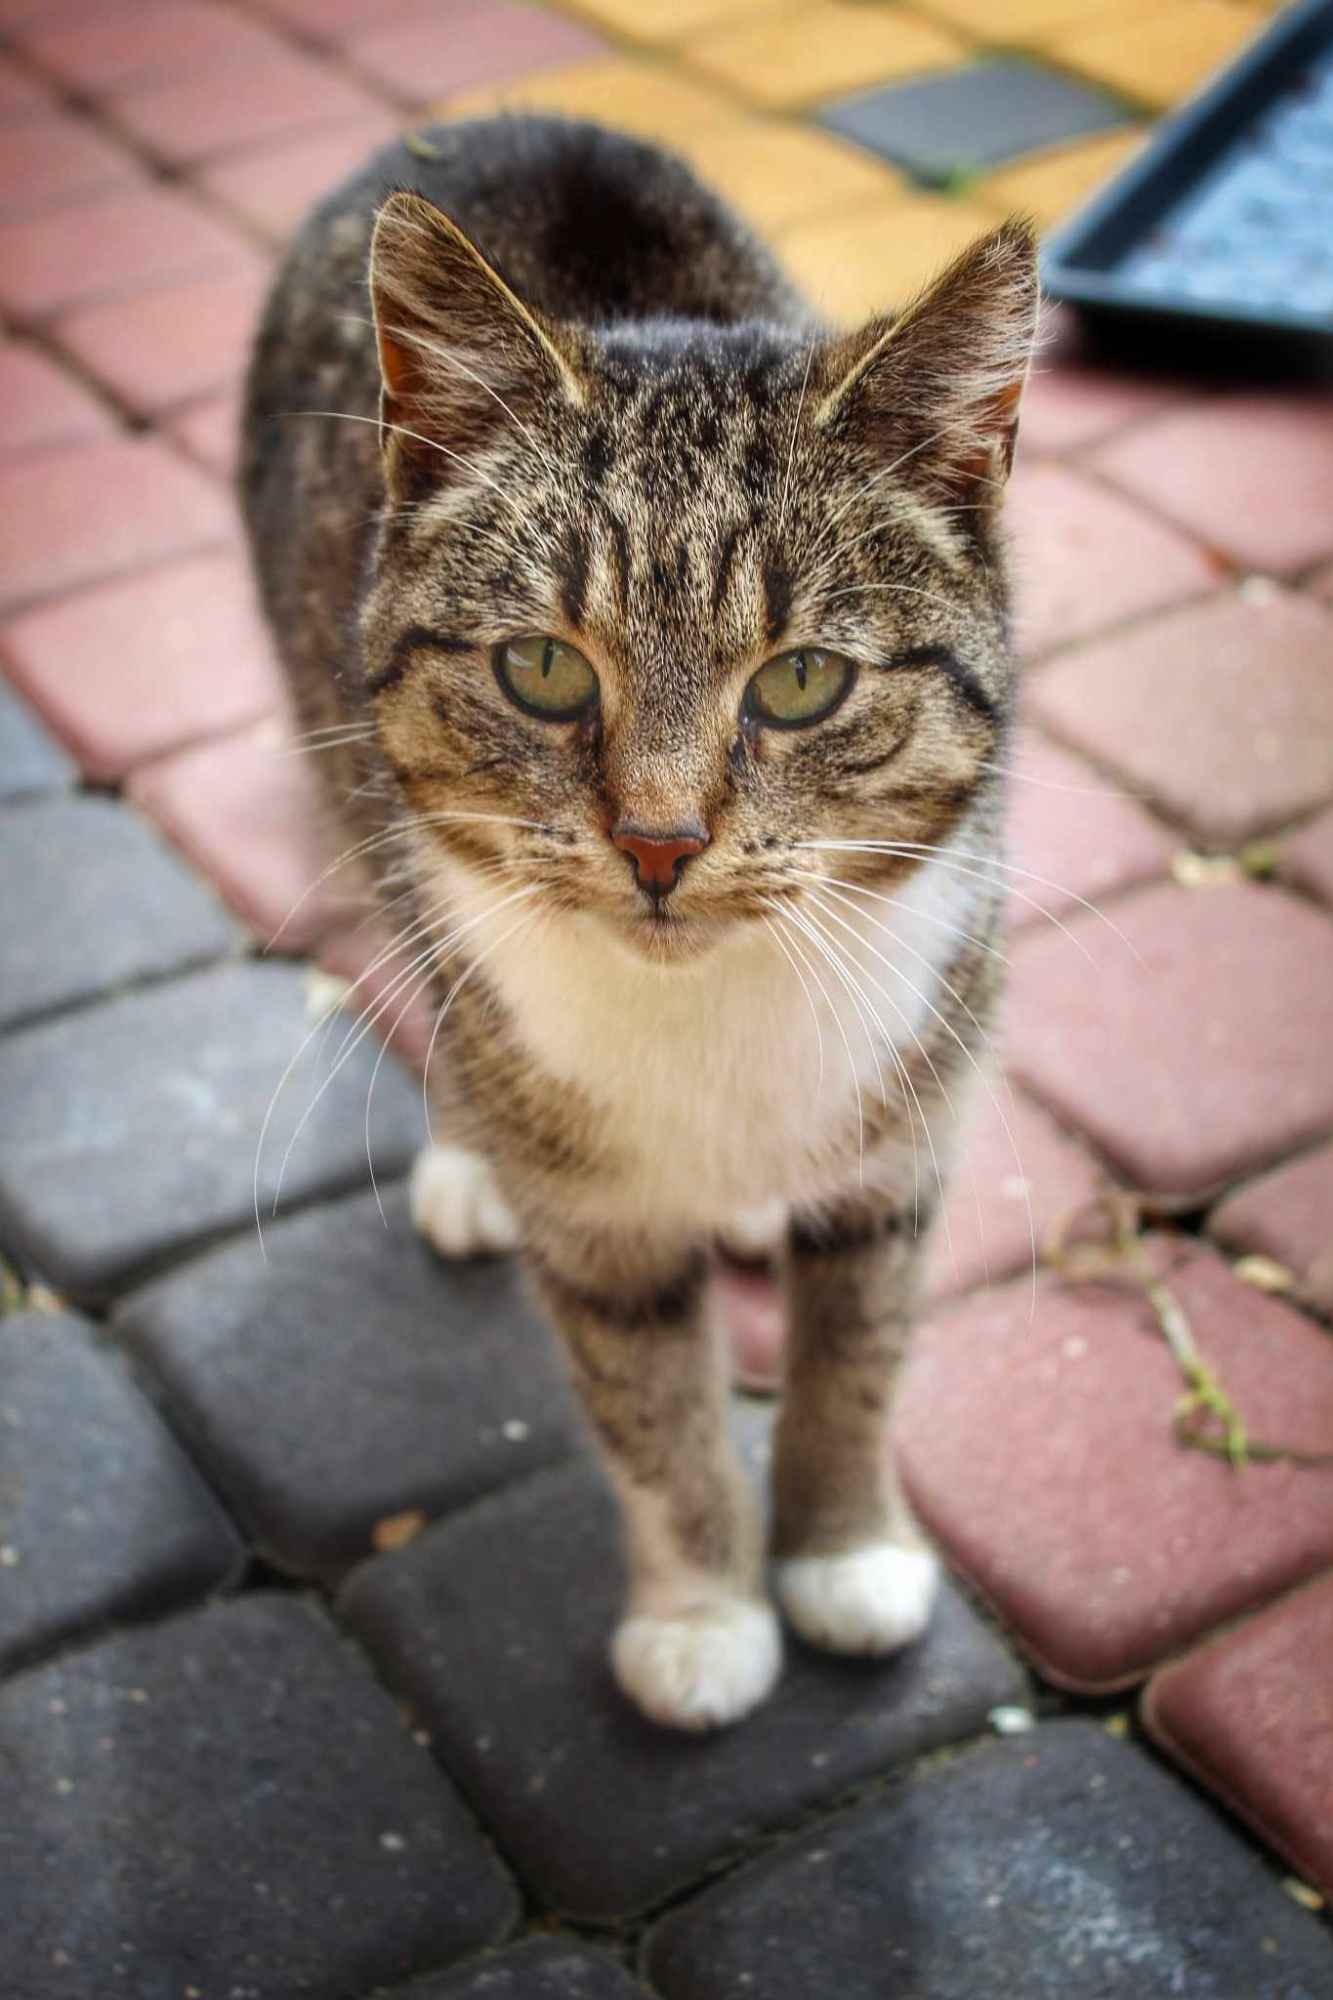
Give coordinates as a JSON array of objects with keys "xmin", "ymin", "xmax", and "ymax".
[
  {"xmin": 284, "ymin": 408, "xmax": 528, "ymax": 521},
  {"xmin": 264, "ymin": 808, "xmax": 550, "ymax": 952},
  {"xmin": 786, "ymin": 902, "xmax": 890, "ymax": 1110},
  {"xmin": 760, "ymin": 911, "xmax": 824, "ymax": 1095},
  {"xmin": 978, "ymin": 757, "xmax": 1145, "ymax": 801},
  {"xmin": 422, "ymin": 902, "xmax": 544, "ymax": 1143},
  {"xmin": 249, "ymin": 888, "xmax": 459, "ymax": 1257},
  {"xmin": 764, "ymin": 902, "xmax": 865, "ymax": 1182},
  {"xmin": 360, "ymin": 895, "xmax": 534, "ymax": 1222},
  {"xmin": 286, "ymin": 721, "xmax": 377, "ymax": 744},
  {"xmin": 806, "ymin": 887, "xmax": 1035, "ymax": 1311},
  {"xmin": 792, "ymin": 900, "xmax": 928, "ymax": 1235},
  {"xmin": 273, "ymin": 729, "xmax": 377, "ymax": 759},
  {"xmin": 800, "ymin": 839, "xmax": 1142, "ymax": 965},
  {"xmin": 798, "ymin": 842, "xmax": 1090, "ymax": 965},
  {"xmin": 804, "ymin": 871, "xmax": 1009, "ymax": 967},
  {"xmin": 270, "ymin": 883, "xmax": 539, "ymax": 1220},
  {"xmin": 776, "ymin": 902, "xmax": 885, "ymax": 1189},
  {"xmin": 813, "ymin": 880, "xmax": 1012, "ymax": 1110},
  {"xmin": 794, "ymin": 900, "xmax": 949, "ymax": 1258}
]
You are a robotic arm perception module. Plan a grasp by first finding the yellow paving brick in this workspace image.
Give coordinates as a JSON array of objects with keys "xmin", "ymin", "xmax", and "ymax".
[
  {"xmin": 777, "ymin": 194, "xmax": 1003, "ymax": 323},
  {"xmin": 911, "ymin": 0, "xmax": 1158, "ymax": 41},
  {"xmin": 1051, "ymin": 1, "xmax": 1267, "ymax": 111},
  {"xmin": 439, "ymin": 57, "xmax": 738, "ymax": 143},
  {"xmin": 981, "ymin": 128, "xmax": 1146, "ymax": 229},
  {"xmin": 567, "ymin": 0, "xmax": 799, "ymax": 42},
  {"xmin": 678, "ymin": 121, "xmax": 903, "ymax": 232},
  {"xmin": 684, "ymin": 3, "xmax": 965, "ymax": 110}
]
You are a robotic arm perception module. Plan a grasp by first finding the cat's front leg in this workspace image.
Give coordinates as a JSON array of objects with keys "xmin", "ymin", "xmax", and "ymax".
[
  {"xmin": 528, "ymin": 1230, "xmax": 780, "ymax": 1732},
  {"xmin": 772, "ymin": 1200, "xmax": 939, "ymax": 1656}
]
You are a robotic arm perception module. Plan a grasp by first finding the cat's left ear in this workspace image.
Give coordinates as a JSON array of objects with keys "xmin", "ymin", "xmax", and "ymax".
[
  {"xmin": 369, "ymin": 189, "xmax": 585, "ymax": 481},
  {"xmin": 814, "ymin": 218, "xmax": 1040, "ymax": 504}
]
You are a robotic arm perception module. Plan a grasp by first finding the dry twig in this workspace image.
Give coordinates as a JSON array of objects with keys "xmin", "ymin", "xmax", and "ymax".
[{"xmin": 1045, "ymin": 1192, "xmax": 1333, "ymax": 1471}]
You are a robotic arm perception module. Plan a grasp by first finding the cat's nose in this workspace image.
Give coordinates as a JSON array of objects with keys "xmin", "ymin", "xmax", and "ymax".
[{"xmin": 611, "ymin": 820, "xmax": 709, "ymax": 898}]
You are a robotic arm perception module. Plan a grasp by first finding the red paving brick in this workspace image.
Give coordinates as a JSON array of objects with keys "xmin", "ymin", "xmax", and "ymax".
[
  {"xmin": 1017, "ymin": 363, "xmax": 1185, "ymax": 460},
  {"xmin": 0, "ymin": 436, "xmax": 234, "ymax": 613},
  {"xmin": 1282, "ymin": 804, "xmax": 1333, "ymax": 909},
  {"xmin": 1003, "ymin": 727, "xmax": 1173, "ymax": 930},
  {"xmin": 896, "ymin": 1240, "xmax": 1333, "ymax": 1690},
  {"xmin": 167, "ymin": 391, "xmax": 241, "ymax": 478},
  {"xmin": 1005, "ymin": 879, "xmax": 1333, "ymax": 1200},
  {"xmin": 199, "ymin": 114, "xmax": 399, "ymax": 242},
  {"xmin": 0, "ymin": 185, "xmax": 256, "ymax": 320},
  {"xmin": 0, "ymin": 0, "xmax": 97, "ymax": 25},
  {"xmin": 0, "ymin": 110, "xmax": 144, "ymax": 218},
  {"xmin": 253, "ymin": 0, "xmax": 442, "ymax": 39},
  {"xmin": 111, "ymin": 45, "xmax": 388, "ymax": 167},
  {"xmin": 1208, "ymin": 1143, "xmax": 1333, "ymax": 1316},
  {"xmin": 18, "ymin": 0, "xmax": 292, "ymax": 93},
  {"xmin": 0, "ymin": 52, "xmax": 55, "ymax": 121},
  {"xmin": 54, "ymin": 266, "xmax": 271, "ymax": 418},
  {"xmin": 1091, "ymin": 393, "xmax": 1333, "ymax": 576},
  {"xmin": 1143, "ymin": 1571, "xmax": 1333, "ymax": 1899},
  {"xmin": 0, "ymin": 549, "xmax": 281, "ymax": 779},
  {"xmin": 0, "ymin": 343, "xmax": 114, "ymax": 456},
  {"xmin": 1027, "ymin": 588, "xmax": 1333, "ymax": 847},
  {"xmin": 717, "ymin": 1263, "xmax": 787, "ymax": 1393},
  {"xmin": 927, "ymin": 1082, "xmax": 1107, "ymax": 1302},
  {"xmin": 348, "ymin": 2, "xmax": 605, "ymax": 102},
  {"xmin": 129, "ymin": 716, "xmax": 357, "ymax": 950},
  {"xmin": 1005, "ymin": 461, "xmax": 1216, "ymax": 657}
]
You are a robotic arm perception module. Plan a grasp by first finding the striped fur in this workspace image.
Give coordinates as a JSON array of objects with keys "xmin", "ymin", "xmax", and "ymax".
[{"xmin": 241, "ymin": 115, "xmax": 1038, "ymax": 1730}]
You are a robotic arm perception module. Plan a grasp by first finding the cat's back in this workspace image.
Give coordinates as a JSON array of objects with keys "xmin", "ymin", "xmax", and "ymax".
[{"xmin": 373, "ymin": 116, "xmax": 798, "ymax": 327}]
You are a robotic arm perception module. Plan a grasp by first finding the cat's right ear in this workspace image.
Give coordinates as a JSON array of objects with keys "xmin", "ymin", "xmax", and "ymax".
[
  {"xmin": 369, "ymin": 189, "xmax": 585, "ymax": 486},
  {"xmin": 813, "ymin": 219, "xmax": 1040, "ymax": 508}
]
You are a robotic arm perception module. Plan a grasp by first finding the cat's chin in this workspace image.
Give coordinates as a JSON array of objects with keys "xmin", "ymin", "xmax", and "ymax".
[{"xmin": 610, "ymin": 910, "xmax": 724, "ymax": 967}]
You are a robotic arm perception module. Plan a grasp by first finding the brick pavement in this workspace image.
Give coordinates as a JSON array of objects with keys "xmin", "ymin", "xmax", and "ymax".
[{"xmin": 1, "ymin": 1, "xmax": 1330, "ymax": 1993}]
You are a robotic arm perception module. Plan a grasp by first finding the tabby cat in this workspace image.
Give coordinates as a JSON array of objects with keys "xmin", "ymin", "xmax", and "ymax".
[{"xmin": 241, "ymin": 115, "xmax": 1038, "ymax": 1732}]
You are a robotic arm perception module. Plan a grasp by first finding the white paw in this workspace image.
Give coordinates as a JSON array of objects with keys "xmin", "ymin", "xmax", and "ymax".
[
  {"xmin": 776, "ymin": 1543, "xmax": 939, "ymax": 1656},
  {"xmin": 612, "ymin": 1598, "xmax": 782, "ymax": 1732},
  {"xmin": 409, "ymin": 1145, "xmax": 520, "ymax": 1258}
]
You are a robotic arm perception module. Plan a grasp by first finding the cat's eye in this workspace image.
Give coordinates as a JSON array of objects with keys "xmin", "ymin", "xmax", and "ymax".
[
  {"xmin": 495, "ymin": 636, "xmax": 599, "ymax": 721},
  {"xmin": 745, "ymin": 648, "xmax": 855, "ymax": 729}
]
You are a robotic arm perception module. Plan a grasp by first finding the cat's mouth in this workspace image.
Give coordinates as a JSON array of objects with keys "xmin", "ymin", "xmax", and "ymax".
[{"xmin": 614, "ymin": 902, "xmax": 722, "ymax": 965}]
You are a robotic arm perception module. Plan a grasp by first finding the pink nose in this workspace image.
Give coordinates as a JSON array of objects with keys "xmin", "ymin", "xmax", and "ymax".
[{"xmin": 611, "ymin": 821, "xmax": 709, "ymax": 896}]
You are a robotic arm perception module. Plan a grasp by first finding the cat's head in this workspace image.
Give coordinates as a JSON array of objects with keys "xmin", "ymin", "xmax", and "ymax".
[{"xmin": 361, "ymin": 190, "xmax": 1038, "ymax": 965}]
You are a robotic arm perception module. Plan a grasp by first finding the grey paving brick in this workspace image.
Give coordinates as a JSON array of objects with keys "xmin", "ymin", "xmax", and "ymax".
[
  {"xmin": 647, "ymin": 1721, "xmax": 1333, "ymax": 1999},
  {"xmin": 0, "ymin": 957, "xmax": 420, "ymax": 1302},
  {"xmin": 114, "ymin": 1185, "xmax": 583, "ymax": 1581},
  {"xmin": 0, "ymin": 793, "xmax": 235, "ymax": 1031},
  {"xmin": 0, "ymin": 1594, "xmax": 517, "ymax": 2000},
  {"xmin": 819, "ymin": 60, "xmax": 1130, "ymax": 186},
  {"xmin": 0, "ymin": 678, "xmax": 72, "ymax": 801},
  {"xmin": 339, "ymin": 1458, "xmax": 1023, "ymax": 1921},
  {"xmin": 377, "ymin": 1939, "xmax": 652, "ymax": 1999},
  {"xmin": 0, "ymin": 1307, "xmax": 241, "ymax": 1677}
]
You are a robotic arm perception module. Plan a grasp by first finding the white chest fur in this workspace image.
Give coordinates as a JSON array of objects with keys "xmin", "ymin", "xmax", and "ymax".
[{"xmin": 431, "ymin": 846, "xmax": 985, "ymax": 1235}]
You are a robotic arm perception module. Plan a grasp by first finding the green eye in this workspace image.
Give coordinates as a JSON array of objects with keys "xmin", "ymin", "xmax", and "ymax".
[
  {"xmin": 745, "ymin": 648, "xmax": 855, "ymax": 728},
  {"xmin": 495, "ymin": 636, "xmax": 599, "ymax": 721}
]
